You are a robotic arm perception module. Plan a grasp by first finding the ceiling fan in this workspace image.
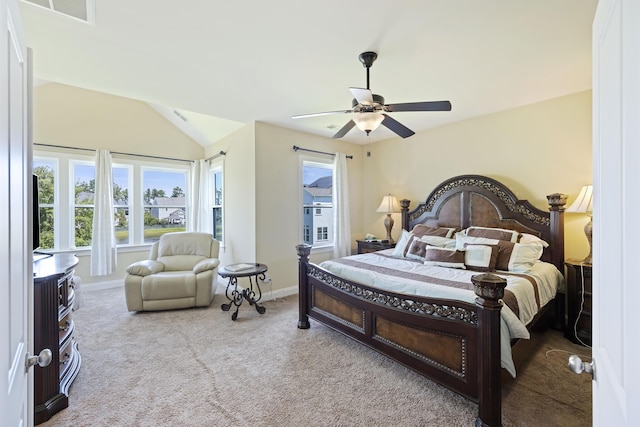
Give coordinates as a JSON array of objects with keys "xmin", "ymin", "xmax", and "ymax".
[{"xmin": 293, "ymin": 51, "xmax": 452, "ymax": 139}]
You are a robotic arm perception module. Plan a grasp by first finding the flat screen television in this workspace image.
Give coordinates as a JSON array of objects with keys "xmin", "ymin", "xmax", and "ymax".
[{"xmin": 33, "ymin": 174, "xmax": 40, "ymax": 251}]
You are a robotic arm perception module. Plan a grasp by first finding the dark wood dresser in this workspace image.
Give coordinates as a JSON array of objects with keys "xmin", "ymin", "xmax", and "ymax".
[
  {"xmin": 33, "ymin": 253, "xmax": 80, "ymax": 425},
  {"xmin": 564, "ymin": 259, "xmax": 592, "ymax": 346}
]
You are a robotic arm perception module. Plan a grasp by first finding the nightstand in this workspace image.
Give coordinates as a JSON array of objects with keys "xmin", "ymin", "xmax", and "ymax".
[
  {"xmin": 564, "ymin": 259, "xmax": 592, "ymax": 346},
  {"xmin": 356, "ymin": 239, "xmax": 396, "ymax": 254}
]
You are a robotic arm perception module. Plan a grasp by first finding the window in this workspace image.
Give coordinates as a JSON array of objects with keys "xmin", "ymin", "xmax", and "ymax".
[
  {"xmin": 33, "ymin": 160, "xmax": 56, "ymax": 250},
  {"xmin": 34, "ymin": 151, "xmax": 191, "ymax": 250},
  {"xmin": 73, "ymin": 162, "xmax": 95, "ymax": 248},
  {"xmin": 113, "ymin": 166, "xmax": 131, "ymax": 244},
  {"xmin": 316, "ymin": 226, "xmax": 328, "ymax": 241},
  {"xmin": 301, "ymin": 158, "xmax": 333, "ymax": 248},
  {"xmin": 143, "ymin": 169, "xmax": 187, "ymax": 243},
  {"xmin": 211, "ymin": 167, "xmax": 223, "ymax": 241}
]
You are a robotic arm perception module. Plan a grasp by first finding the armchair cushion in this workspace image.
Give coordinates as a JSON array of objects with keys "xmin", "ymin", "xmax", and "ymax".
[
  {"xmin": 193, "ymin": 258, "xmax": 220, "ymax": 274},
  {"xmin": 126, "ymin": 260, "xmax": 164, "ymax": 277}
]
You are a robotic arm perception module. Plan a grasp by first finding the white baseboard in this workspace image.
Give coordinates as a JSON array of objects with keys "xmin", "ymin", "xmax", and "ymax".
[
  {"xmin": 82, "ymin": 278, "xmax": 299, "ymax": 302},
  {"xmin": 81, "ymin": 280, "xmax": 123, "ymax": 292}
]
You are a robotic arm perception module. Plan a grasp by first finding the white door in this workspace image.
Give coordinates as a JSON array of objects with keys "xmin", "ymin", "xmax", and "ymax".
[
  {"xmin": 0, "ymin": 0, "xmax": 34, "ymax": 426},
  {"xmin": 591, "ymin": 0, "xmax": 640, "ymax": 424}
]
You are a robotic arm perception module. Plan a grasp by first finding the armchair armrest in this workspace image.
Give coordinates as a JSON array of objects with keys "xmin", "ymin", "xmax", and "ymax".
[
  {"xmin": 193, "ymin": 258, "xmax": 220, "ymax": 274},
  {"xmin": 126, "ymin": 260, "xmax": 164, "ymax": 277}
]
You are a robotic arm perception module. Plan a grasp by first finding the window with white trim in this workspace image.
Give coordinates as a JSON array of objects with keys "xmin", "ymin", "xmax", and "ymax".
[
  {"xmin": 301, "ymin": 158, "xmax": 334, "ymax": 248},
  {"xmin": 34, "ymin": 151, "xmax": 190, "ymax": 250}
]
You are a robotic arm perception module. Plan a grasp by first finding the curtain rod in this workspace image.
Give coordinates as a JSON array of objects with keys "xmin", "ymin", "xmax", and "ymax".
[
  {"xmin": 205, "ymin": 150, "xmax": 226, "ymax": 162},
  {"xmin": 34, "ymin": 143, "xmax": 196, "ymax": 163},
  {"xmin": 292, "ymin": 145, "xmax": 353, "ymax": 159}
]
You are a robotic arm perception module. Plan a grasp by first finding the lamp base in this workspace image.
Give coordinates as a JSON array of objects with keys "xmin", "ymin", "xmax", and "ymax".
[
  {"xmin": 383, "ymin": 214, "xmax": 395, "ymax": 243},
  {"xmin": 583, "ymin": 217, "xmax": 593, "ymax": 265}
]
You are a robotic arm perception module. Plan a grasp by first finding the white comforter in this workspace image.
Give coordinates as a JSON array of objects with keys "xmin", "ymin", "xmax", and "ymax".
[{"xmin": 319, "ymin": 249, "xmax": 563, "ymax": 377}]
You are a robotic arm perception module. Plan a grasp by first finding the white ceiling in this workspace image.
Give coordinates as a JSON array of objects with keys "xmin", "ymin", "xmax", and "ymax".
[{"xmin": 19, "ymin": 0, "xmax": 598, "ymax": 145}]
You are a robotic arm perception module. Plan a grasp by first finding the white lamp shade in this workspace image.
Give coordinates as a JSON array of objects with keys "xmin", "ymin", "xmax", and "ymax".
[
  {"xmin": 566, "ymin": 184, "xmax": 593, "ymax": 213},
  {"xmin": 353, "ymin": 113, "xmax": 384, "ymax": 132},
  {"xmin": 376, "ymin": 194, "xmax": 401, "ymax": 213}
]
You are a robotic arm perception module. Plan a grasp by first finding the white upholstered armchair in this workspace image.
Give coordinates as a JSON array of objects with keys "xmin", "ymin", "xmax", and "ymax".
[{"xmin": 124, "ymin": 232, "xmax": 220, "ymax": 312}]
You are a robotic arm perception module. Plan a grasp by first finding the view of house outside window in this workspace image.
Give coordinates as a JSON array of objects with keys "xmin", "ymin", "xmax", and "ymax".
[
  {"xmin": 302, "ymin": 161, "xmax": 333, "ymax": 248},
  {"xmin": 34, "ymin": 154, "xmax": 191, "ymax": 250},
  {"xmin": 143, "ymin": 169, "xmax": 187, "ymax": 243}
]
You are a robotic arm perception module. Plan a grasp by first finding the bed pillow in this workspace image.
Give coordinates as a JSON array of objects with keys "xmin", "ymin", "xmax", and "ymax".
[
  {"xmin": 423, "ymin": 247, "xmax": 466, "ymax": 269},
  {"xmin": 464, "ymin": 226, "xmax": 520, "ymax": 243},
  {"xmin": 411, "ymin": 224, "xmax": 457, "ymax": 238},
  {"xmin": 519, "ymin": 233, "xmax": 550, "ymax": 248},
  {"xmin": 463, "ymin": 244, "xmax": 499, "ymax": 272},
  {"xmin": 391, "ymin": 229, "xmax": 412, "ymax": 257}
]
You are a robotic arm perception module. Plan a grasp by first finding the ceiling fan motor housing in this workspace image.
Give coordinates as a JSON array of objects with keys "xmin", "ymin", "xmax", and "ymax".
[{"xmin": 352, "ymin": 94, "xmax": 385, "ymax": 110}]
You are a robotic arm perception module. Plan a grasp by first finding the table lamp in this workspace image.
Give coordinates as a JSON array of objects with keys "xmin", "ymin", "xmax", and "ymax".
[
  {"xmin": 376, "ymin": 194, "xmax": 401, "ymax": 243},
  {"xmin": 566, "ymin": 184, "xmax": 593, "ymax": 264}
]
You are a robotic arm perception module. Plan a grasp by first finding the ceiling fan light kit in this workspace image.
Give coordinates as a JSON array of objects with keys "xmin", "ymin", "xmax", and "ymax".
[
  {"xmin": 353, "ymin": 113, "xmax": 384, "ymax": 134},
  {"xmin": 293, "ymin": 51, "xmax": 452, "ymax": 139}
]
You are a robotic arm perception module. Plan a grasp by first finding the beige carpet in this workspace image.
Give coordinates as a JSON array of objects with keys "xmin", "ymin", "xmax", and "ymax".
[{"xmin": 41, "ymin": 286, "xmax": 592, "ymax": 427}]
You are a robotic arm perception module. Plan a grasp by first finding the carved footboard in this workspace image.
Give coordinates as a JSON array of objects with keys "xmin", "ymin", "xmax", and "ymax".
[{"xmin": 297, "ymin": 244, "xmax": 507, "ymax": 427}]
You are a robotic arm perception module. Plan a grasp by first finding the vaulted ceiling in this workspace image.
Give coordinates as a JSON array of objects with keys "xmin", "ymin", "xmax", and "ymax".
[{"xmin": 20, "ymin": 0, "xmax": 598, "ymax": 145}]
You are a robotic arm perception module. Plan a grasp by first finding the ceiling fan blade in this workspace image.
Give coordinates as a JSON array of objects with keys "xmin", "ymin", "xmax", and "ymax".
[
  {"xmin": 385, "ymin": 100, "xmax": 452, "ymax": 112},
  {"xmin": 349, "ymin": 87, "xmax": 374, "ymax": 105},
  {"xmin": 292, "ymin": 109, "xmax": 352, "ymax": 119},
  {"xmin": 381, "ymin": 114, "xmax": 415, "ymax": 139},
  {"xmin": 332, "ymin": 120, "xmax": 356, "ymax": 138}
]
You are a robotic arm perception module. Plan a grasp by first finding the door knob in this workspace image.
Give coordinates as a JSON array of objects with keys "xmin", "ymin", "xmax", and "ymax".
[
  {"xmin": 25, "ymin": 348, "xmax": 52, "ymax": 371},
  {"xmin": 568, "ymin": 354, "xmax": 595, "ymax": 379}
]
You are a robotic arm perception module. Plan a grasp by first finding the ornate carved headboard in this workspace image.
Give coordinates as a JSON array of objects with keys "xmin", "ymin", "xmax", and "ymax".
[{"xmin": 399, "ymin": 175, "xmax": 567, "ymax": 272}]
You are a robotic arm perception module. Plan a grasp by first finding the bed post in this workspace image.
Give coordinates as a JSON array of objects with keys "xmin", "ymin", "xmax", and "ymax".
[
  {"xmin": 400, "ymin": 199, "xmax": 411, "ymax": 231},
  {"xmin": 472, "ymin": 273, "xmax": 507, "ymax": 427},
  {"xmin": 546, "ymin": 193, "xmax": 568, "ymax": 273},
  {"xmin": 296, "ymin": 244, "xmax": 311, "ymax": 329}
]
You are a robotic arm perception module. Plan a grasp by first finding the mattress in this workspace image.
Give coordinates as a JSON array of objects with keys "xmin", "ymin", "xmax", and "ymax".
[{"xmin": 319, "ymin": 249, "xmax": 563, "ymax": 377}]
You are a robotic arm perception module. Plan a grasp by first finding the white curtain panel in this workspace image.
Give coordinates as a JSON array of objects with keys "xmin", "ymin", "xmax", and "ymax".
[
  {"xmin": 333, "ymin": 153, "xmax": 351, "ymax": 258},
  {"xmin": 188, "ymin": 159, "xmax": 212, "ymax": 233},
  {"xmin": 90, "ymin": 149, "xmax": 117, "ymax": 276}
]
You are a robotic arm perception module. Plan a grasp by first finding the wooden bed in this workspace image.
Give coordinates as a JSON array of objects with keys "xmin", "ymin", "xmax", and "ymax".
[{"xmin": 296, "ymin": 175, "xmax": 567, "ymax": 427}]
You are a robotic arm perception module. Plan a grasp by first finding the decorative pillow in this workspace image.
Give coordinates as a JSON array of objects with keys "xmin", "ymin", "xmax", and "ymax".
[
  {"xmin": 463, "ymin": 244, "xmax": 499, "ymax": 272},
  {"xmin": 392, "ymin": 229, "xmax": 456, "ymax": 258},
  {"xmin": 405, "ymin": 238, "xmax": 430, "ymax": 261},
  {"xmin": 465, "ymin": 226, "xmax": 520, "ymax": 243},
  {"xmin": 423, "ymin": 247, "xmax": 466, "ymax": 269},
  {"xmin": 405, "ymin": 235, "xmax": 456, "ymax": 261},
  {"xmin": 455, "ymin": 233, "xmax": 542, "ymax": 272},
  {"xmin": 519, "ymin": 233, "xmax": 550, "ymax": 248},
  {"xmin": 411, "ymin": 224, "xmax": 457, "ymax": 238},
  {"xmin": 493, "ymin": 241, "xmax": 544, "ymax": 272}
]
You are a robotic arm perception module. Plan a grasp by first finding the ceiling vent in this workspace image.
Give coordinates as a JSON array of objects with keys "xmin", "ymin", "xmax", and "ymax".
[{"xmin": 22, "ymin": 0, "xmax": 94, "ymax": 24}]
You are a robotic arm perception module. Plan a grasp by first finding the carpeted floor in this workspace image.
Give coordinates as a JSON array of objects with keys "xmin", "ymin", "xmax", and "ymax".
[{"xmin": 40, "ymin": 286, "xmax": 592, "ymax": 427}]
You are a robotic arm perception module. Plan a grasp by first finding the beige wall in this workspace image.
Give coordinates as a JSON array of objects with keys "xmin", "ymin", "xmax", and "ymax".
[
  {"xmin": 203, "ymin": 123, "xmax": 257, "ymax": 267},
  {"xmin": 33, "ymin": 83, "xmax": 592, "ymax": 292},
  {"xmin": 34, "ymin": 83, "xmax": 204, "ymax": 159},
  {"xmin": 362, "ymin": 90, "xmax": 593, "ymax": 261},
  {"xmin": 33, "ymin": 83, "xmax": 206, "ymax": 286}
]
